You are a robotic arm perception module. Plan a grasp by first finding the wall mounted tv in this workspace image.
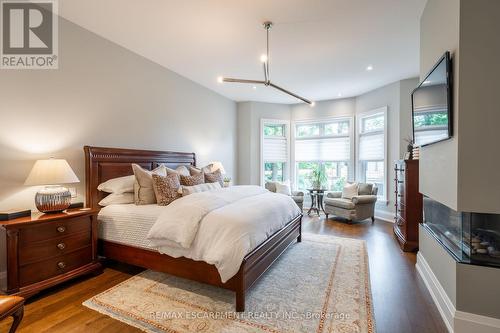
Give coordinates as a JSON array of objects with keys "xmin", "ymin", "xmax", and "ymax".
[{"xmin": 412, "ymin": 51, "xmax": 452, "ymax": 147}]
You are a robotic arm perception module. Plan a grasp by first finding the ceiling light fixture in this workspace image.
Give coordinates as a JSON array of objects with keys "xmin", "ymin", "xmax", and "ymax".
[
  {"xmin": 366, "ymin": 65, "xmax": 373, "ymax": 71},
  {"xmin": 218, "ymin": 21, "xmax": 312, "ymax": 105}
]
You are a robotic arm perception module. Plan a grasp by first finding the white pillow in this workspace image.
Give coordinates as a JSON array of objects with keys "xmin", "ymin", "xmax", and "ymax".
[
  {"xmin": 342, "ymin": 183, "xmax": 359, "ymax": 199},
  {"xmin": 181, "ymin": 182, "xmax": 222, "ymax": 196},
  {"xmin": 275, "ymin": 181, "xmax": 292, "ymax": 196},
  {"xmin": 97, "ymin": 175, "xmax": 135, "ymax": 194},
  {"xmin": 98, "ymin": 192, "xmax": 134, "ymax": 206},
  {"xmin": 166, "ymin": 165, "xmax": 190, "ymax": 177}
]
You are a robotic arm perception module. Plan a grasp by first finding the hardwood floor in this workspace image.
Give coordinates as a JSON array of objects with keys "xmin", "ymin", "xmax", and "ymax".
[{"xmin": 1, "ymin": 216, "xmax": 447, "ymax": 333}]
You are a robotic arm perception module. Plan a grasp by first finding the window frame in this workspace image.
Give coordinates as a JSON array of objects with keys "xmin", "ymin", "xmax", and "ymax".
[
  {"xmin": 356, "ymin": 106, "xmax": 388, "ymax": 203},
  {"xmin": 260, "ymin": 118, "xmax": 291, "ymax": 186},
  {"xmin": 292, "ymin": 116, "xmax": 355, "ymax": 190}
]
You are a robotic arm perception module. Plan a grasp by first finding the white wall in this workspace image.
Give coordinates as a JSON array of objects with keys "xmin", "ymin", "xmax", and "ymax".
[{"xmin": 0, "ymin": 17, "xmax": 237, "ymax": 211}]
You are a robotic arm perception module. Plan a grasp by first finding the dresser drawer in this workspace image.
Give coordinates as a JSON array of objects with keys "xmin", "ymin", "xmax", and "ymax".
[
  {"xmin": 19, "ymin": 230, "xmax": 91, "ymax": 265},
  {"xmin": 19, "ymin": 246, "xmax": 92, "ymax": 287},
  {"xmin": 19, "ymin": 216, "xmax": 90, "ymax": 244}
]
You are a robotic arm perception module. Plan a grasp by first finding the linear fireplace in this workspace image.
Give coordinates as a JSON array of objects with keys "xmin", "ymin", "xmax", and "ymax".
[{"xmin": 422, "ymin": 196, "xmax": 500, "ymax": 268}]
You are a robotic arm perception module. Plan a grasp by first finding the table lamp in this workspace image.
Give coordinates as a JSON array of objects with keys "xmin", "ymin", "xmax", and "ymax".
[{"xmin": 24, "ymin": 158, "xmax": 80, "ymax": 213}]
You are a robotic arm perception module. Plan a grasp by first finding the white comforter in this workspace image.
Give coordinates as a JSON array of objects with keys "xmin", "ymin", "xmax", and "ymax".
[{"xmin": 147, "ymin": 185, "xmax": 301, "ymax": 282}]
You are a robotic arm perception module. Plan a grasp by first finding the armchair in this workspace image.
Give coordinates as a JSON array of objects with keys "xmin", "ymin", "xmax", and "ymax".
[
  {"xmin": 265, "ymin": 182, "xmax": 304, "ymax": 210},
  {"xmin": 324, "ymin": 183, "xmax": 378, "ymax": 223}
]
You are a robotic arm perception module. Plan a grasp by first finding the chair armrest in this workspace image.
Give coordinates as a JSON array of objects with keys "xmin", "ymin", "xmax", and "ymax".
[
  {"xmin": 291, "ymin": 191, "xmax": 304, "ymax": 197},
  {"xmin": 352, "ymin": 195, "xmax": 378, "ymax": 204},
  {"xmin": 326, "ymin": 191, "xmax": 342, "ymax": 198}
]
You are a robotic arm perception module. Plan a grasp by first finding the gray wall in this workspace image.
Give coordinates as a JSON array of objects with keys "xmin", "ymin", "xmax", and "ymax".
[
  {"xmin": 418, "ymin": 0, "xmax": 500, "ymax": 321},
  {"xmin": 236, "ymin": 102, "xmax": 291, "ymax": 186},
  {"xmin": 456, "ymin": 0, "xmax": 500, "ymax": 213},
  {"xmin": 0, "ymin": 17, "xmax": 237, "ymax": 211},
  {"xmin": 419, "ymin": 0, "xmax": 460, "ymax": 210}
]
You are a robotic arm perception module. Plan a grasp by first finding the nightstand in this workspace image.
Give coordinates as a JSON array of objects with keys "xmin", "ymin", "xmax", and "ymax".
[{"xmin": 0, "ymin": 209, "xmax": 102, "ymax": 298}]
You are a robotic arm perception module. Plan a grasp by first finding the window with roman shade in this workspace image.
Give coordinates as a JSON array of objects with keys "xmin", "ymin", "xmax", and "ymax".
[
  {"xmin": 261, "ymin": 120, "xmax": 290, "ymax": 185},
  {"xmin": 357, "ymin": 107, "xmax": 387, "ymax": 200},
  {"xmin": 294, "ymin": 118, "xmax": 353, "ymax": 191}
]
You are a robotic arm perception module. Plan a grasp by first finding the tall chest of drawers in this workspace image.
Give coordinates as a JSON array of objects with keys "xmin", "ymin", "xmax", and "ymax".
[
  {"xmin": 0, "ymin": 209, "xmax": 102, "ymax": 298},
  {"xmin": 394, "ymin": 160, "xmax": 423, "ymax": 252}
]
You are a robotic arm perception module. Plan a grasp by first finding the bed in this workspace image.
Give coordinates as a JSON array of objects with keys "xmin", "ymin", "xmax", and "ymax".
[{"xmin": 84, "ymin": 146, "xmax": 302, "ymax": 311}]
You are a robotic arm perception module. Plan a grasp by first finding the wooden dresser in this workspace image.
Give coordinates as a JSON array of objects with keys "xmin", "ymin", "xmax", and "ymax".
[
  {"xmin": 394, "ymin": 160, "xmax": 423, "ymax": 252},
  {"xmin": 0, "ymin": 209, "xmax": 102, "ymax": 298}
]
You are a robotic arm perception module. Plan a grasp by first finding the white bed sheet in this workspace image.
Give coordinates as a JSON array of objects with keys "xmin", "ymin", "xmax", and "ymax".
[{"xmin": 98, "ymin": 204, "xmax": 163, "ymax": 249}]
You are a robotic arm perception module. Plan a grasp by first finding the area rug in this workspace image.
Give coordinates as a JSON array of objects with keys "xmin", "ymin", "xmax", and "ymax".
[{"xmin": 83, "ymin": 234, "xmax": 375, "ymax": 333}]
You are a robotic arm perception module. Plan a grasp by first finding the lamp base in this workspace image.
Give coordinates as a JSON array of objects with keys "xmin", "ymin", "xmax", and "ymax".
[{"xmin": 35, "ymin": 185, "xmax": 71, "ymax": 213}]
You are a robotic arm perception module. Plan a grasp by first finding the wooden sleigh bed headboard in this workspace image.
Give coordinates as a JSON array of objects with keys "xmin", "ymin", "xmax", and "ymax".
[{"xmin": 84, "ymin": 146, "xmax": 196, "ymax": 209}]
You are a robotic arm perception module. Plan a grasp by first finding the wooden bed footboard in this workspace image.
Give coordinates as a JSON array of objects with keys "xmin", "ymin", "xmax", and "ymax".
[{"xmin": 98, "ymin": 214, "xmax": 302, "ymax": 311}]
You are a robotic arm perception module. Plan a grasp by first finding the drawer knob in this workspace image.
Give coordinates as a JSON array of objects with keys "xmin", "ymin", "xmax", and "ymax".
[
  {"xmin": 57, "ymin": 261, "xmax": 66, "ymax": 269},
  {"xmin": 57, "ymin": 226, "xmax": 66, "ymax": 233},
  {"xmin": 57, "ymin": 243, "xmax": 66, "ymax": 250}
]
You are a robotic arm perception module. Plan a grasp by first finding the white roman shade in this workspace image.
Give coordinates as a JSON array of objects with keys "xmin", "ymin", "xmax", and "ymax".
[
  {"xmin": 415, "ymin": 129, "xmax": 448, "ymax": 146},
  {"xmin": 359, "ymin": 133, "xmax": 384, "ymax": 161},
  {"xmin": 263, "ymin": 137, "xmax": 287, "ymax": 162},
  {"xmin": 295, "ymin": 137, "xmax": 350, "ymax": 161}
]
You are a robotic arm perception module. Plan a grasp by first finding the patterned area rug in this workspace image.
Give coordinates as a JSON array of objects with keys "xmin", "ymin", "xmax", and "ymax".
[{"xmin": 83, "ymin": 234, "xmax": 375, "ymax": 333}]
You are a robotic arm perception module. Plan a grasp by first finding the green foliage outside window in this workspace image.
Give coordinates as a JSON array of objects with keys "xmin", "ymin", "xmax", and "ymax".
[
  {"xmin": 414, "ymin": 112, "xmax": 448, "ymax": 128},
  {"xmin": 264, "ymin": 125, "xmax": 284, "ymax": 137}
]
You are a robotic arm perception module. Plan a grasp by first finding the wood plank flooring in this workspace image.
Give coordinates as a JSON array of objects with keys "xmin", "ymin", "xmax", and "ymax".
[{"xmin": 1, "ymin": 216, "xmax": 447, "ymax": 333}]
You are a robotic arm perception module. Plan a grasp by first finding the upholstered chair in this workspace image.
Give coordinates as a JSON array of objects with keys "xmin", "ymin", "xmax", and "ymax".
[
  {"xmin": 265, "ymin": 182, "xmax": 304, "ymax": 210},
  {"xmin": 324, "ymin": 183, "xmax": 378, "ymax": 223},
  {"xmin": 0, "ymin": 295, "xmax": 24, "ymax": 333}
]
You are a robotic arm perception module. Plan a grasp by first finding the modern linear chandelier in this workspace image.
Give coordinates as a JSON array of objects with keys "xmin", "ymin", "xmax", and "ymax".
[{"xmin": 218, "ymin": 21, "xmax": 314, "ymax": 105}]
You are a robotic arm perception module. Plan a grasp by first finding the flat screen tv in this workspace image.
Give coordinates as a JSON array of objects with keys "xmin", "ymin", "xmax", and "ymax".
[{"xmin": 412, "ymin": 51, "xmax": 452, "ymax": 147}]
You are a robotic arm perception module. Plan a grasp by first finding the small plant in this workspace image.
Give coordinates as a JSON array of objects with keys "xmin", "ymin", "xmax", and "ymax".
[
  {"xmin": 223, "ymin": 176, "xmax": 232, "ymax": 183},
  {"xmin": 308, "ymin": 164, "xmax": 327, "ymax": 189},
  {"xmin": 404, "ymin": 136, "xmax": 415, "ymax": 159}
]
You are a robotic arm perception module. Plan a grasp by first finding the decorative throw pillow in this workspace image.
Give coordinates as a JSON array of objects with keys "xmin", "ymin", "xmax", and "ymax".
[
  {"xmin": 181, "ymin": 182, "xmax": 222, "ymax": 196},
  {"xmin": 180, "ymin": 172, "xmax": 204, "ymax": 186},
  {"xmin": 358, "ymin": 183, "xmax": 373, "ymax": 195},
  {"xmin": 342, "ymin": 182, "xmax": 359, "ymax": 199},
  {"xmin": 275, "ymin": 181, "xmax": 292, "ymax": 196},
  {"xmin": 98, "ymin": 192, "xmax": 135, "ymax": 206},
  {"xmin": 132, "ymin": 164, "xmax": 167, "ymax": 205},
  {"xmin": 204, "ymin": 169, "xmax": 224, "ymax": 186},
  {"xmin": 97, "ymin": 175, "xmax": 135, "ymax": 194},
  {"xmin": 166, "ymin": 165, "xmax": 190, "ymax": 177},
  {"xmin": 152, "ymin": 174, "xmax": 182, "ymax": 206},
  {"xmin": 189, "ymin": 164, "xmax": 213, "ymax": 175}
]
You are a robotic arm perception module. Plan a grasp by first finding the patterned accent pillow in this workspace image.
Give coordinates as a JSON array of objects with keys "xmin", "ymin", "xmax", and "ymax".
[
  {"xmin": 152, "ymin": 174, "xmax": 181, "ymax": 206},
  {"xmin": 204, "ymin": 169, "xmax": 223, "ymax": 187},
  {"xmin": 132, "ymin": 164, "xmax": 167, "ymax": 205},
  {"xmin": 180, "ymin": 172, "xmax": 205, "ymax": 186}
]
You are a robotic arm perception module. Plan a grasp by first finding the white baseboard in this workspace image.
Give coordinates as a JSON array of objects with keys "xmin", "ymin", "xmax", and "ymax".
[
  {"xmin": 416, "ymin": 252, "xmax": 500, "ymax": 333},
  {"xmin": 375, "ymin": 209, "xmax": 394, "ymax": 223}
]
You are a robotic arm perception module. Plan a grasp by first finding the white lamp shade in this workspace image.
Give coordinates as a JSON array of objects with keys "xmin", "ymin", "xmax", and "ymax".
[
  {"xmin": 209, "ymin": 161, "xmax": 226, "ymax": 175},
  {"xmin": 24, "ymin": 159, "xmax": 80, "ymax": 186}
]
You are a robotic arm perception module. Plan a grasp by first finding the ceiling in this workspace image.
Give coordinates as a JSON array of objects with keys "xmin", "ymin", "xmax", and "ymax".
[{"xmin": 59, "ymin": 0, "xmax": 427, "ymax": 104}]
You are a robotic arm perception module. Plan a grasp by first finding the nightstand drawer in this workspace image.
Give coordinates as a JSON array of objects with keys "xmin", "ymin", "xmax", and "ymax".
[
  {"xmin": 19, "ymin": 246, "xmax": 92, "ymax": 287},
  {"xmin": 19, "ymin": 231, "xmax": 91, "ymax": 265},
  {"xmin": 19, "ymin": 216, "xmax": 90, "ymax": 244}
]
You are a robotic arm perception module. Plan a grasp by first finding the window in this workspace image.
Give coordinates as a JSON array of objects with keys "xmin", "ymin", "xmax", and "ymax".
[
  {"xmin": 261, "ymin": 120, "xmax": 290, "ymax": 185},
  {"xmin": 294, "ymin": 118, "xmax": 353, "ymax": 191},
  {"xmin": 357, "ymin": 107, "xmax": 387, "ymax": 200}
]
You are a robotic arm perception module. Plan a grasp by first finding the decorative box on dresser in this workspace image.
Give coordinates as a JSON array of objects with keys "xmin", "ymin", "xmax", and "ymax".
[
  {"xmin": 0, "ymin": 209, "xmax": 102, "ymax": 298},
  {"xmin": 394, "ymin": 160, "xmax": 423, "ymax": 252}
]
